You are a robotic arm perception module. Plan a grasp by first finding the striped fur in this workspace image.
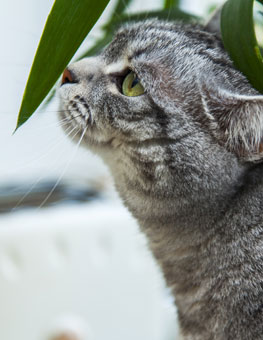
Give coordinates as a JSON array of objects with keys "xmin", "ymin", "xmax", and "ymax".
[{"xmin": 59, "ymin": 19, "xmax": 263, "ymax": 340}]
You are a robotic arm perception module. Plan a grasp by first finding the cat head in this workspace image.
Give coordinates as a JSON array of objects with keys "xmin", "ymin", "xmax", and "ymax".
[{"xmin": 59, "ymin": 19, "xmax": 263, "ymax": 163}]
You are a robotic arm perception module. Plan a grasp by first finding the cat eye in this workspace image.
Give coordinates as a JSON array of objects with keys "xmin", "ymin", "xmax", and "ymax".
[{"xmin": 122, "ymin": 71, "xmax": 145, "ymax": 97}]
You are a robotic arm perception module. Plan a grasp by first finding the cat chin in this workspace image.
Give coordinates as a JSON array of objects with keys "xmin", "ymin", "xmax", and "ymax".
[{"xmin": 57, "ymin": 110, "xmax": 116, "ymax": 152}]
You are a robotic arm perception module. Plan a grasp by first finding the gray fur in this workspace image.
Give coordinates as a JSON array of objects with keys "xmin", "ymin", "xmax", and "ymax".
[{"xmin": 59, "ymin": 19, "xmax": 263, "ymax": 340}]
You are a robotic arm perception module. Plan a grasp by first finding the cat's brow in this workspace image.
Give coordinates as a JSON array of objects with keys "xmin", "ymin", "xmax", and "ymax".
[{"xmin": 105, "ymin": 60, "xmax": 129, "ymax": 75}]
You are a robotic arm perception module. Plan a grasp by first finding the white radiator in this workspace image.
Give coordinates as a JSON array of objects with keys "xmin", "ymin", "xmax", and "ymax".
[{"xmin": 0, "ymin": 201, "xmax": 178, "ymax": 340}]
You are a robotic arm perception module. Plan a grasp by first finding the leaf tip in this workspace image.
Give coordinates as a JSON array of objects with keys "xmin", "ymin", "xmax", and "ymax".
[{"xmin": 13, "ymin": 121, "xmax": 23, "ymax": 134}]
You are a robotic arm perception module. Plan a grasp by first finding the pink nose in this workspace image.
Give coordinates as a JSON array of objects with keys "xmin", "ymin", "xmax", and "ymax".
[{"xmin": 61, "ymin": 67, "xmax": 74, "ymax": 85}]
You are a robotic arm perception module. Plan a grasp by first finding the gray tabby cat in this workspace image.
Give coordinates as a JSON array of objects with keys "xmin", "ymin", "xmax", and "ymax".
[{"xmin": 58, "ymin": 13, "xmax": 263, "ymax": 340}]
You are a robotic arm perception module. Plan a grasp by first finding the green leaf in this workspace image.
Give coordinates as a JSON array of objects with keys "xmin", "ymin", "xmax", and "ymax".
[
  {"xmin": 221, "ymin": 0, "xmax": 263, "ymax": 93},
  {"xmin": 16, "ymin": 0, "xmax": 110, "ymax": 130},
  {"xmin": 163, "ymin": 0, "xmax": 180, "ymax": 9}
]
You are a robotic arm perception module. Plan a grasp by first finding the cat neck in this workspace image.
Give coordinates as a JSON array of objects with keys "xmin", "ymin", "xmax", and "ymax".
[
  {"xmin": 103, "ymin": 138, "xmax": 247, "ymax": 231},
  {"xmin": 103, "ymin": 142, "xmax": 263, "ymax": 338},
  {"xmin": 104, "ymin": 141, "xmax": 244, "ymax": 253},
  {"xmin": 103, "ymin": 141, "xmax": 263, "ymax": 338}
]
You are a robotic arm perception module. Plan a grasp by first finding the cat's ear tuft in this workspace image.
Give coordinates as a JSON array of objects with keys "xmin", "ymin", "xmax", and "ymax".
[
  {"xmin": 204, "ymin": 6, "xmax": 222, "ymax": 36},
  {"xmin": 201, "ymin": 85, "xmax": 263, "ymax": 162}
]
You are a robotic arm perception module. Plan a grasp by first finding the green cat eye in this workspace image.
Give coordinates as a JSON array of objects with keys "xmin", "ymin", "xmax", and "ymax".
[{"xmin": 122, "ymin": 71, "xmax": 145, "ymax": 97}]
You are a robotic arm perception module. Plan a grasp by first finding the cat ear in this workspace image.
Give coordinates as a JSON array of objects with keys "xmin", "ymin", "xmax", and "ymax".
[
  {"xmin": 134, "ymin": 60, "xmax": 187, "ymax": 112},
  {"xmin": 204, "ymin": 6, "xmax": 222, "ymax": 36},
  {"xmin": 201, "ymin": 85, "xmax": 263, "ymax": 161}
]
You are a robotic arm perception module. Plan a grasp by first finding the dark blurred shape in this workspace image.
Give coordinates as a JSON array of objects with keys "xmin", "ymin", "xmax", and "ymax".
[{"xmin": 0, "ymin": 180, "xmax": 100, "ymax": 214}]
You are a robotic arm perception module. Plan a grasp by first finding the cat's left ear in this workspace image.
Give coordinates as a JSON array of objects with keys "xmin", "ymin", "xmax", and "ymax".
[
  {"xmin": 204, "ymin": 6, "xmax": 222, "ymax": 36},
  {"xmin": 202, "ymin": 86, "xmax": 263, "ymax": 162}
]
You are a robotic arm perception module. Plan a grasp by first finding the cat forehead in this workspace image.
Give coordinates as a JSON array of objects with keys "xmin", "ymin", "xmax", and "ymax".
[
  {"xmin": 102, "ymin": 20, "xmax": 221, "ymax": 66},
  {"xmin": 102, "ymin": 20, "xmax": 187, "ymax": 63}
]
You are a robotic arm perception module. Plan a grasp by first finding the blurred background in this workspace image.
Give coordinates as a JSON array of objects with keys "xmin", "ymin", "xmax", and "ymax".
[{"xmin": 0, "ymin": 1, "xmax": 223, "ymax": 340}]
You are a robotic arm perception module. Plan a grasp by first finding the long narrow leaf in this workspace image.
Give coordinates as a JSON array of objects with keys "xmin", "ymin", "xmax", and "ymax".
[
  {"xmin": 17, "ymin": 0, "xmax": 110, "ymax": 130},
  {"xmin": 221, "ymin": 0, "xmax": 263, "ymax": 93},
  {"xmin": 163, "ymin": 0, "xmax": 180, "ymax": 9}
]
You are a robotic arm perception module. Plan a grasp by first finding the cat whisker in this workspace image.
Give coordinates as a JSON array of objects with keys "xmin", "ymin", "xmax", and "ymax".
[
  {"xmin": 11, "ymin": 125, "xmax": 80, "ymax": 211},
  {"xmin": 31, "ymin": 114, "xmax": 84, "ymax": 131},
  {"xmin": 9, "ymin": 124, "xmax": 78, "ymax": 175},
  {"xmin": 0, "ymin": 109, "xmax": 74, "ymax": 116},
  {"xmin": 6, "ymin": 123, "xmax": 78, "ymax": 192},
  {"xmin": 58, "ymin": 114, "xmax": 83, "ymax": 126},
  {"xmin": 37, "ymin": 125, "xmax": 88, "ymax": 210}
]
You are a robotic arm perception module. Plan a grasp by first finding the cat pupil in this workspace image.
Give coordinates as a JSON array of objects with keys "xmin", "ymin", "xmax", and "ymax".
[{"xmin": 131, "ymin": 77, "xmax": 139, "ymax": 88}]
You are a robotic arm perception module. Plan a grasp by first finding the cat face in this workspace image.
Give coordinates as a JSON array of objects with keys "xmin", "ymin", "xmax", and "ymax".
[
  {"xmin": 59, "ymin": 20, "xmax": 193, "ymax": 150},
  {"xmin": 59, "ymin": 19, "xmax": 263, "ymax": 162}
]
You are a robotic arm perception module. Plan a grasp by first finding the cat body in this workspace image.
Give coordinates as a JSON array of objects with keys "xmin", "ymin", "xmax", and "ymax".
[{"xmin": 59, "ymin": 18, "xmax": 263, "ymax": 340}]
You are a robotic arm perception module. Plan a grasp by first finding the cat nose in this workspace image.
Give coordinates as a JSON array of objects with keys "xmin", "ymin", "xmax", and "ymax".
[{"xmin": 61, "ymin": 67, "xmax": 77, "ymax": 85}]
